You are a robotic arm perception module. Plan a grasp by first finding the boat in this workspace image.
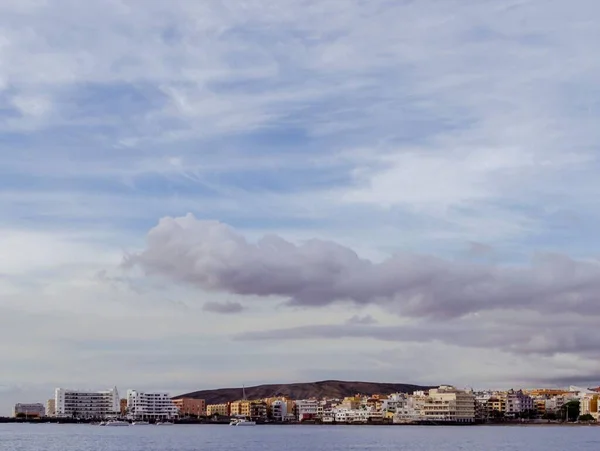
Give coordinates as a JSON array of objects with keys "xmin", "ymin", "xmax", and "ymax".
[
  {"xmin": 98, "ymin": 421, "xmax": 107, "ymax": 426},
  {"xmin": 131, "ymin": 421, "xmax": 150, "ymax": 425},
  {"xmin": 229, "ymin": 384, "xmax": 257, "ymax": 426},
  {"xmin": 105, "ymin": 420, "xmax": 130, "ymax": 426},
  {"xmin": 155, "ymin": 421, "xmax": 174, "ymax": 426},
  {"xmin": 230, "ymin": 418, "xmax": 257, "ymax": 426}
]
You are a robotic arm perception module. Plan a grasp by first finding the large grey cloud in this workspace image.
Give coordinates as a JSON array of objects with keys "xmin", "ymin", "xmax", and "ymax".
[
  {"xmin": 126, "ymin": 214, "xmax": 600, "ymax": 318},
  {"xmin": 203, "ymin": 301, "xmax": 244, "ymax": 314},
  {"xmin": 233, "ymin": 319, "xmax": 600, "ymax": 358}
]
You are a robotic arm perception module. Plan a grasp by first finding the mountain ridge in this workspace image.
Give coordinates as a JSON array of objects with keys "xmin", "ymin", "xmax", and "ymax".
[{"xmin": 175, "ymin": 380, "xmax": 435, "ymax": 404}]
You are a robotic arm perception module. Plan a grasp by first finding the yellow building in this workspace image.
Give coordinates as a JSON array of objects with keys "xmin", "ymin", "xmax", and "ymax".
[
  {"xmin": 230, "ymin": 400, "xmax": 252, "ymax": 416},
  {"xmin": 229, "ymin": 400, "xmax": 267, "ymax": 419},
  {"xmin": 487, "ymin": 397, "xmax": 505, "ymax": 415},
  {"xmin": 46, "ymin": 399, "xmax": 56, "ymax": 417},
  {"xmin": 580, "ymin": 394, "xmax": 599, "ymax": 420},
  {"xmin": 207, "ymin": 403, "xmax": 230, "ymax": 417},
  {"xmin": 341, "ymin": 396, "xmax": 361, "ymax": 410},
  {"xmin": 366, "ymin": 397, "xmax": 384, "ymax": 411}
]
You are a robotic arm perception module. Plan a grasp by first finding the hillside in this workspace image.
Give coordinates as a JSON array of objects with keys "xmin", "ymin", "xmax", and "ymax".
[{"xmin": 175, "ymin": 380, "xmax": 434, "ymax": 404}]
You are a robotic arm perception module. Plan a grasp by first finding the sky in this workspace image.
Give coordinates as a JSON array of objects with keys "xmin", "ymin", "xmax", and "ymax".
[{"xmin": 1, "ymin": 0, "xmax": 600, "ymax": 415}]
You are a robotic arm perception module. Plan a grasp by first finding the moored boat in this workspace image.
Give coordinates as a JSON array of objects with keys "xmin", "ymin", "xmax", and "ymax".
[
  {"xmin": 105, "ymin": 420, "xmax": 129, "ymax": 426},
  {"xmin": 230, "ymin": 417, "xmax": 256, "ymax": 426}
]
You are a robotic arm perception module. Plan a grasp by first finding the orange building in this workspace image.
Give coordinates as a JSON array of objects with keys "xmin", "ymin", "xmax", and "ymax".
[
  {"xmin": 120, "ymin": 399, "xmax": 127, "ymax": 415},
  {"xmin": 534, "ymin": 399, "xmax": 546, "ymax": 414},
  {"xmin": 525, "ymin": 389, "xmax": 570, "ymax": 397},
  {"xmin": 172, "ymin": 398, "xmax": 206, "ymax": 417}
]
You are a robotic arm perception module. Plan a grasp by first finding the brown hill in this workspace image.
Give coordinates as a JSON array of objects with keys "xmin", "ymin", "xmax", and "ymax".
[{"xmin": 175, "ymin": 380, "xmax": 434, "ymax": 404}]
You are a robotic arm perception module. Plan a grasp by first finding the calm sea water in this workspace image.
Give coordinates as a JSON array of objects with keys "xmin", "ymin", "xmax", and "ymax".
[{"xmin": 1, "ymin": 424, "xmax": 599, "ymax": 451}]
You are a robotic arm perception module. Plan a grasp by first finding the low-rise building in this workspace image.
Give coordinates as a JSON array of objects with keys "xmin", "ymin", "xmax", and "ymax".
[
  {"xmin": 230, "ymin": 400, "xmax": 267, "ymax": 419},
  {"xmin": 382, "ymin": 393, "xmax": 406, "ymax": 414},
  {"xmin": 525, "ymin": 388, "xmax": 570, "ymax": 397},
  {"xmin": 340, "ymin": 396, "xmax": 361, "ymax": 410},
  {"xmin": 250, "ymin": 401, "xmax": 267, "ymax": 420},
  {"xmin": 13, "ymin": 403, "xmax": 45, "ymax": 418},
  {"xmin": 534, "ymin": 398, "xmax": 547, "ymax": 415},
  {"xmin": 172, "ymin": 398, "xmax": 206, "ymax": 417},
  {"xmin": 393, "ymin": 393, "xmax": 427, "ymax": 423},
  {"xmin": 487, "ymin": 397, "xmax": 506, "ymax": 416},
  {"xmin": 230, "ymin": 400, "xmax": 251, "ymax": 417},
  {"xmin": 207, "ymin": 403, "xmax": 230, "ymax": 417},
  {"xmin": 55, "ymin": 387, "xmax": 120, "ymax": 419},
  {"xmin": 545, "ymin": 395, "xmax": 568, "ymax": 413},
  {"xmin": 505, "ymin": 390, "xmax": 534, "ymax": 416},
  {"xmin": 333, "ymin": 407, "xmax": 382, "ymax": 423},
  {"xmin": 295, "ymin": 399, "xmax": 320, "ymax": 421},
  {"xmin": 126, "ymin": 390, "xmax": 178, "ymax": 420}
]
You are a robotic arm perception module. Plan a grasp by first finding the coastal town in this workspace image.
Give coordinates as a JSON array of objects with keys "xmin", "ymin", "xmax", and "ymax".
[{"xmin": 7, "ymin": 384, "xmax": 600, "ymax": 425}]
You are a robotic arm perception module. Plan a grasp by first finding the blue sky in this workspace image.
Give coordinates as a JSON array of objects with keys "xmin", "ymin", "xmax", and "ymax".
[{"xmin": 1, "ymin": 0, "xmax": 600, "ymax": 414}]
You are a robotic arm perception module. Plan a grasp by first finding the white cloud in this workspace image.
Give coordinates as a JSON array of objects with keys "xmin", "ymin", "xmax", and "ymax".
[{"xmin": 10, "ymin": 95, "xmax": 51, "ymax": 117}]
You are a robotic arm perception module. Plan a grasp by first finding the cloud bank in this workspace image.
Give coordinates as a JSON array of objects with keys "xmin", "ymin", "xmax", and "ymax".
[
  {"xmin": 203, "ymin": 301, "xmax": 244, "ymax": 314},
  {"xmin": 127, "ymin": 214, "xmax": 600, "ymax": 319}
]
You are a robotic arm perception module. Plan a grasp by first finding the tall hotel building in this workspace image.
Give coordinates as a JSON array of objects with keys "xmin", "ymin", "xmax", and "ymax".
[
  {"xmin": 126, "ymin": 390, "xmax": 178, "ymax": 420},
  {"xmin": 54, "ymin": 387, "xmax": 120, "ymax": 419}
]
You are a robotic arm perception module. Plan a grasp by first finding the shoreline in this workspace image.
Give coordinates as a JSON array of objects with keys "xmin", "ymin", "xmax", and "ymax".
[{"xmin": 1, "ymin": 418, "xmax": 597, "ymax": 427}]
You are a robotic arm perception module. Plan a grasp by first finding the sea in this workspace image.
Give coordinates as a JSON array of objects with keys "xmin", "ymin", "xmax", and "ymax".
[{"xmin": 1, "ymin": 423, "xmax": 599, "ymax": 451}]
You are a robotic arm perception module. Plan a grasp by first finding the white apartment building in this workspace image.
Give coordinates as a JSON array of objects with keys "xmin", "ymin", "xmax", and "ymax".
[
  {"xmin": 382, "ymin": 393, "xmax": 406, "ymax": 413},
  {"xmin": 295, "ymin": 399, "xmax": 319, "ymax": 421},
  {"xmin": 505, "ymin": 390, "xmax": 534, "ymax": 416},
  {"xmin": 271, "ymin": 400, "xmax": 288, "ymax": 421},
  {"xmin": 393, "ymin": 393, "xmax": 428, "ymax": 423},
  {"xmin": 13, "ymin": 403, "xmax": 45, "ymax": 418},
  {"xmin": 421, "ymin": 386, "xmax": 476, "ymax": 423},
  {"xmin": 322, "ymin": 407, "xmax": 335, "ymax": 423},
  {"xmin": 335, "ymin": 408, "xmax": 367, "ymax": 423},
  {"xmin": 126, "ymin": 390, "xmax": 178, "ymax": 420},
  {"xmin": 545, "ymin": 395, "xmax": 567, "ymax": 413},
  {"xmin": 333, "ymin": 408, "xmax": 382, "ymax": 423},
  {"xmin": 55, "ymin": 387, "xmax": 120, "ymax": 419}
]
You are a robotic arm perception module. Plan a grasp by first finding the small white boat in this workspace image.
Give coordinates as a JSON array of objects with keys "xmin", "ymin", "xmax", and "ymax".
[
  {"xmin": 98, "ymin": 421, "xmax": 107, "ymax": 426},
  {"xmin": 131, "ymin": 421, "xmax": 150, "ymax": 425},
  {"xmin": 229, "ymin": 385, "xmax": 257, "ymax": 426},
  {"xmin": 105, "ymin": 420, "xmax": 130, "ymax": 427},
  {"xmin": 155, "ymin": 421, "xmax": 174, "ymax": 426},
  {"xmin": 230, "ymin": 418, "xmax": 256, "ymax": 426}
]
